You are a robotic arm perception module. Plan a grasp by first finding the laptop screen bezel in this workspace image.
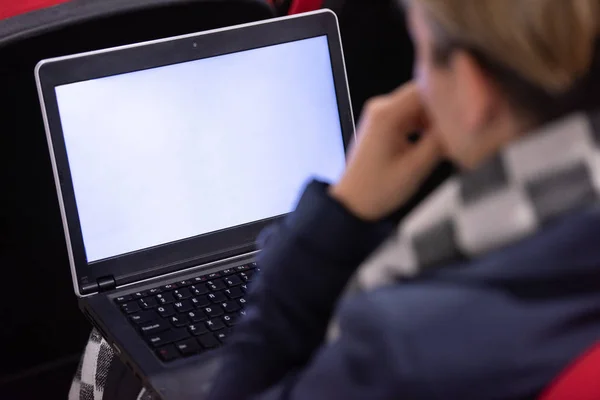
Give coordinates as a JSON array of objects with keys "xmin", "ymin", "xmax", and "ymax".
[{"xmin": 35, "ymin": 10, "xmax": 355, "ymax": 296}]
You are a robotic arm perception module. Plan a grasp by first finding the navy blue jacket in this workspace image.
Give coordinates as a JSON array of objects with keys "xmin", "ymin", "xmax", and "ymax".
[{"xmin": 210, "ymin": 181, "xmax": 600, "ymax": 399}]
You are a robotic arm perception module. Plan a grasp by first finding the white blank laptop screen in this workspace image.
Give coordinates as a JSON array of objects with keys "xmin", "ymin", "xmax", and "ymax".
[{"xmin": 55, "ymin": 36, "xmax": 346, "ymax": 263}]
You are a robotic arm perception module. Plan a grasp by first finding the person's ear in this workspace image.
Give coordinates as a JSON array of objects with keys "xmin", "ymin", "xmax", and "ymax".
[{"xmin": 451, "ymin": 51, "xmax": 497, "ymax": 134}]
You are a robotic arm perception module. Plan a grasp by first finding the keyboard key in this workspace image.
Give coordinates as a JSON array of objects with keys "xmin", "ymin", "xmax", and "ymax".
[
  {"xmin": 207, "ymin": 292, "xmax": 227, "ymax": 303},
  {"xmin": 115, "ymin": 295, "xmax": 132, "ymax": 304},
  {"xmin": 139, "ymin": 297, "xmax": 157, "ymax": 309},
  {"xmin": 174, "ymin": 300, "xmax": 192, "ymax": 313},
  {"xmin": 223, "ymin": 314, "xmax": 236, "ymax": 327},
  {"xmin": 198, "ymin": 334, "xmax": 220, "ymax": 349},
  {"xmin": 216, "ymin": 331, "xmax": 228, "ymax": 343},
  {"xmin": 157, "ymin": 305, "xmax": 176, "ymax": 318},
  {"xmin": 190, "ymin": 284, "xmax": 209, "ymax": 296},
  {"xmin": 224, "ymin": 287, "xmax": 244, "ymax": 299},
  {"xmin": 205, "ymin": 318, "xmax": 225, "ymax": 331},
  {"xmin": 162, "ymin": 283, "xmax": 178, "ymax": 290},
  {"xmin": 148, "ymin": 287, "xmax": 162, "ymax": 295},
  {"xmin": 240, "ymin": 284, "xmax": 249, "ymax": 293},
  {"xmin": 191, "ymin": 297, "xmax": 210, "ymax": 308},
  {"xmin": 140, "ymin": 321, "xmax": 169, "ymax": 336},
  {"xmin": 147, "ymin": 329, "xmax": 190, "ymax": 348},
  {"xmin": 176, "ymin": 338, "xmax": 201, "ymax": 356},
  {"xmin": 207, "ymin": 272, "xmax": 221, "ymax": 279},
  {"xmin": 121, "ymin": 302, "xmax": 140, "ymax": 314},
  {"xmin": 188, "ymin": 323, "xmax": 209, "ymax": 336},
  {"xmin": 249, "ymin": 262, "xmax": 258, "ymax": 269},
  {"xmin": 221, "ymin": 268, "xmax": 236, "ymax": 276},
  {"xmin": 238, "ymin": 310, "xmax": 248, "ymax": 319},
  {"xmin": 133, "ymin": 291, "xmax": 147, "ymax": 299},
  {"xmin": 130, "ymin": 311, "xmax": 156, "ymax": 325},
  {"xmin": 222, "ymin": 301, "xmax": 240, "ymax": 313},
  {"xmin": 239, "ymin": 272, "xmax": 252, "ymax": 282},
  {"xmin": 204, "ymin": 305, "xmax": 224, "ymax": 318},
  {"xmin": 169, "ymin": 315, "xmax": 188, "ymax": 328},
  {"xmin": 224, "ymin": 275, "xmax": 243, "ymax": 287},
  {"xmin": 238, "ymin": 298, "xmax": 247, "ymax": 308},
  {"xmin": 173, "ymin": 288, "xmax": 192, "ymax": 300},
  {"xmin": 178, "ymin": 280, "xmax": 193, "ymax": 286},
  {"xmin": 156, "ymin": 345, "xmax": 179, "ymax": 362},
  {"xmin": 187, "ymin": 310, "xmax": 207, "ymax": 323},
  {"xmin": 156, "ymin": 292, "xmax": 175, "ymax": 305},
  {"xmin": 207, "ymin": 279, "xmax": 225, "ymax": 291},
  {"xmin": 235, "ymin": 265, "xmax": 250, "ymax": 272},
  {"xmin": 192, "ymin": 276, "xmax": 207, "ymax": 284}
]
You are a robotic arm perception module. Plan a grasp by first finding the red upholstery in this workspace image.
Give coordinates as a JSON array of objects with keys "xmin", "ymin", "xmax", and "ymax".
[
  {"xmin": 288, "ymin": 0, "xmax": 323, "ymax": 14},
  {"xmin": 0, "ymin": 0, "xmax": 317, "ymax": 20},
  {"xmin": 0, "ymin": 0, "xmax": 70, "ymax": 19},
  {"xmin": 539, "ymin": 342, "xmax": 600, "ymax": 400}
]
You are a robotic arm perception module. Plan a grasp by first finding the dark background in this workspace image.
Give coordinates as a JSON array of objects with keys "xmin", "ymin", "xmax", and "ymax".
[{"xmin": 0, "ymin": 0, "xmax": 419, "ymax": 397}]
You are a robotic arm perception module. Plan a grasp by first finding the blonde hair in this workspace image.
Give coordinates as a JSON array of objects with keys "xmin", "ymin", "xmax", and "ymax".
[
  {"xmin": 408, "ymin": 0, "xmax": 600, "ymax": 94},
  {"xmin": 404, "ymin": 0, "xmax": 600, "ymax": 123}
]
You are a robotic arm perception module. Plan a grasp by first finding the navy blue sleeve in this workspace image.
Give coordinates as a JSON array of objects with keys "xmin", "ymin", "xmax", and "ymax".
[
  {"xmin": 209, "ymin": 180, "xmax": 393, "ymax": 399},
  {"xmin": 252, "ymin": 293, "xmax": 422, "ymax": 400}
]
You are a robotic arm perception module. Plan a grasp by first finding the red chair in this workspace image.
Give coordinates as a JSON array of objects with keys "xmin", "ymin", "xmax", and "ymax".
[
  {"xmin": 288, "ymin": 0, "xmax": 323, "ymax": 14},
  {"xmin": 1, "ymin": 0, "xmax": 312, "ymax": 20},
  {"xmin": 0, "ymin": 0, "xmax": 70, "ymax": 20},
  {"xmin": 539, "ymin": 342, "xmax": 600, "ymax": 400}
]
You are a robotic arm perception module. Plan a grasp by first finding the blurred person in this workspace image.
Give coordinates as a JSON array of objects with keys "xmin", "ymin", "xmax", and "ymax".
[{"xmin": 210, "ymin": 0, "xmax": 600, "ymax": 398}]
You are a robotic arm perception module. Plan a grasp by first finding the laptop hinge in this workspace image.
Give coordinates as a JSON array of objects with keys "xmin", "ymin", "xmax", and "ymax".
[
  {"xmin": 80, "ymin": 282, "xmax": 99, "ymax": 295},
  {"xmin": 97, "ymin": 275, "xmax": 117, "ymax": 292}
]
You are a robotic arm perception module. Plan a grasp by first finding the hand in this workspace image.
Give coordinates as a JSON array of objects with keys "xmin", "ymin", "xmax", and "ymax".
[{"xmin": 330, "ymin": 83, "xmax": 444, "ymax": 221}]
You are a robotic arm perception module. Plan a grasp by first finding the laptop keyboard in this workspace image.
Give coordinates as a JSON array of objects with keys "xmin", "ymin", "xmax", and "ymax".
[{"xmin": 115, "ymin": 263, "xmax": 258, "ymax": 362}]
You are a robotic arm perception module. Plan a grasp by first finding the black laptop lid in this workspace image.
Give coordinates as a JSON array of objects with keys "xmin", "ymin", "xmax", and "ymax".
[{"xmin": 36, "ymin": 10, "xmax": 355, "ymax": 296}]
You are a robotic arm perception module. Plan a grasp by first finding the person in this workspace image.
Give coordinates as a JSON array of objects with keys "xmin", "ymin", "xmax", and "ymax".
[{"xmin": 208, "ymin": 0, "xmax": 600, "ymax": 398}]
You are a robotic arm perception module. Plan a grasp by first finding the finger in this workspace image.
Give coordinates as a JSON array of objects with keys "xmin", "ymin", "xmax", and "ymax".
[
  {"xmin": 394, "ymin": 133, "xmax": 444, "ymax": 183},
  {"xmin": 378, "ymin": 83, "xmax": 428, "ymax": 133}
]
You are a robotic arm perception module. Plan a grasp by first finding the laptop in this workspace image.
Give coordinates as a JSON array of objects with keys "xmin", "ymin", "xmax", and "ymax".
[{"xmin": 35, "ymin": 9, "xmax": 353, "ymax": 399}]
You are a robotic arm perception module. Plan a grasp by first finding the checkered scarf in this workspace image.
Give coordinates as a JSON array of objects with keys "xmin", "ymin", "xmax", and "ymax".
[
  {"xmin": 356, "ymin": 110, "xmax": 600, "ymax": 290},
  {"xmin": 69, "ymin": 329, "xmax": 158, "ymax": 400},
  {"xmin": 69, "ymin": 330, "xmax": 114, "ymax": 400}
]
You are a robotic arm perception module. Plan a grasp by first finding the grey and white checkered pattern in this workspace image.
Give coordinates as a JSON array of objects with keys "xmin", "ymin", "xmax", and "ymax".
[
  {"xmin": 69, "ymin": 330, "xmax": 111, "ymax": 400},
  {"xmin": 357, "ymin": 111, "xmax": 600, "ymax": 290},
  {"xmin": 69, "ymin": 329, "xmax": 158, "ymax": 400}
]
